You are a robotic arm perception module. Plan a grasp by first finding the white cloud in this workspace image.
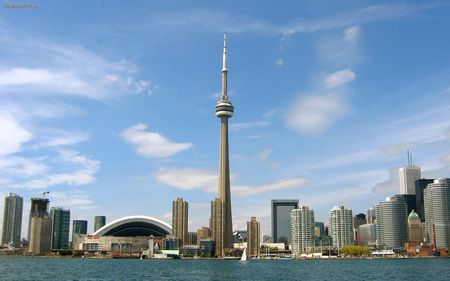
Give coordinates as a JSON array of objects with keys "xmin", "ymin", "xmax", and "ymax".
[
  {"xmin": 325, "ymin": 69, "xmax": 355, "ymax": 89},
  {"xmin": 285, "ymin": 93, "xmax": 348, "ymax": 136},
  {"xmin": 0, "ymin": 156, "xmax": 49, "ymax": 177},
  {"xmin": 10, "ymin": 149, "xmax": 100, "ymax": 189},
  {"xmin": 256, "ymin": 149, "xmax": 273, "ymax": 161},
  {"xmin": 275, "ymin": 58, "xmax": 284, "ymax": 67},
  {"xmin": 0, "ymin": 35, "xmax": 158, "ymax": 99},
  {"xmin": 155, "ymin": 167, "xmax": 306, "ymax": 197},
  {"xmin": 372, "ymin": 168, "xmax": 399, "ymax": 193},
  {"xmin": 308, "ymin": 149, "xmax": 379, "ymax": 170},
  {"xmin": 230, "ymin": 121, "xmax": 270, "ymax": 130},
  {"xmin": 0, "ymin": 115, "xmax": 32, "ymax": 156},
  {"xmin": 50, "ymin": 191, "xmax": 97, "ymax": 210},
  {"xmin": 381, "ymin": 143, "xmax": 415, "ymax": 156},
  {"xmin": 122, "ymin": 124, "xmax": 192, "ymax": 158},
  {"xmin": 343, "ymin": 26, "xmax": 360, "ymax": 43},
  {"xmin": 234, "ymin": 178, "xmax": 307, "ymax": 197},
  {"xmin": 155, "ymin": 168, "xmax": 218, "ymax": 192}
]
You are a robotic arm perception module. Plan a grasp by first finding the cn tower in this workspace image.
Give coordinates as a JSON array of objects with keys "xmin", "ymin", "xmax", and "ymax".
[{"xmin": 215, "ymin": 33, "xmax": 234, "ymax": 249}]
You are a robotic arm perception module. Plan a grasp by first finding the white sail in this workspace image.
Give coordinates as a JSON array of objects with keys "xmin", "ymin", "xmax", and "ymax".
[{"xmin": 241, "ymin": 248, "xmax": 247, "ymax": 261}]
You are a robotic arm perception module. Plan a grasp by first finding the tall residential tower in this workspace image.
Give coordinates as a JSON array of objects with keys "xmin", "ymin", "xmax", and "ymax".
[
  {"xmin": 214, "ymin": 33, "xmax": 234, "ymax": 253},
  {"xmin": 1, "ymin": 193, "xmax": 23, "ymax": 247},
  {"xmin": 172, "ymin": 197, "xmax": 188, "ymax": 246}
]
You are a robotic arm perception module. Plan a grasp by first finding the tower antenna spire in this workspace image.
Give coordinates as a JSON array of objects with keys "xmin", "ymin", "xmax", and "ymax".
[{"xmin": 222, "ymin": 32, "xmax": 227, "ymax": 71}]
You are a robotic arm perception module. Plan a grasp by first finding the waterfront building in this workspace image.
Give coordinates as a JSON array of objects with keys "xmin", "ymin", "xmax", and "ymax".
[
  {"xmin": 172, "ymin": 197, "xmax": 188, "ymax": 246},
  {"xmin": 82, "ymin": 216, "xmax": 171, "ymax": 255},
  {"xmin": 271, "ymin": 199, "xmax": 299, "ymax": 245},
  {"xmin": 353, "ymin": 213, "xmax": 367, "ymax": 245},
  {"xmin": 210, "ymin": 198, "xmax": 223, "ymax": 256},
  {"xmin": 329, "ymin": 206, "xmax": 353, "ymax": 248},
  {"xmin": 375, "ymin": 196, "xmax": 408, "ymax": 250},
  {"xmin": 50, "ymin": 207, "xmax": 70, "ymax": 250},
  {"xmin": 391, "ymin": 194, "xmax": 416, "ymax": 216},
  {"xmin": 199, "ymin": 239, "xmax": 215, "ymax": 257},
  {"xmin": 187, "ymin": 232, "xmax": 197, "ymax": 246},
  {"xmin": 27, "ymin": 197, "xmax": 50, "ymax": 241},
  {"xmin": 197, "ymin": 227, "xmax": 211, "ymax": 246},
  {"xmin": 415, "ymin": 178, "xmax": 434, "ymax": 222},
  {"xmin": 1, "ymin": 193, "xmax": 23, "ymax": 247},
  {"xmin": 366, "ymin": 207, "xmax": 376, "ymax": 224},
  {"xmin": 314, "ymin": 222, "xmax": 325, "ymax": 238},
  {"xmin": 399, "ymin": 151, "xmax": 421, "ymax": 195},
  {"xmin": 353, "ymin": 213, "xmax": 367, "ymax": 229},
  {"xmin": 72, "ymin": 220, "xmax": 87, "ymax": 249},
  {"xmin": 94, "ymin": 216, "xmax": 106, "ymax": 232},
  {"xmin": 291, "ymin": 206, "xmax": 314, "ymax": 257},
  {"xmin": 214, "ymin": 33, "xmax": 234, "ymax": 254},
  {"xmin": 408, "ymin": 210, "xmax": 426, "ymax": 243},
  {"xmin": 29, "ymin": 198, "xmax": 52, "ymax": 255},
  {"xmin": 247, "ymin": 217, "xmax": 260, "ymax": 258},
  {"xmin": 72, "ymin": 220, "xmax": 88, "ymax": 237},
  {"xmin": 357, "ymin": 224, "xmax": 376, "ymax": 247},
  {"xmin": 424, "ymin": 178, "xmax": 450, "ymax": 249},
  {"xmin": 233, "ymin": 230, "xmax": 247, "ymax": 243}
]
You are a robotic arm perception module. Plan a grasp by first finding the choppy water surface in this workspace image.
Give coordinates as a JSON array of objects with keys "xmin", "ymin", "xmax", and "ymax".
[{"xmin": 0, "ymin": 257, "xmax": 449, "ymax": 280}]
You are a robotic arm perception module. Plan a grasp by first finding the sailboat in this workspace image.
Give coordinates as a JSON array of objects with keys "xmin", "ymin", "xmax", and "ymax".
[{"xmin": 240, "ymin": 248, "xmax": 247, "ymax": 262}]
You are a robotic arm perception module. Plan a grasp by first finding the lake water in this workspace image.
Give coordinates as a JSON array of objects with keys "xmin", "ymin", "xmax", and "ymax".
[{"xmin": 0, "ymin": 257, "xmax": 449, "ymax": 280}]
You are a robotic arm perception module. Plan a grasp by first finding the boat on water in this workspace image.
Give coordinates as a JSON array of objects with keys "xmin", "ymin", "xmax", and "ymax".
[{"xmin": 240, "ymin": 248, "xmax": 247, "ymax": 262}]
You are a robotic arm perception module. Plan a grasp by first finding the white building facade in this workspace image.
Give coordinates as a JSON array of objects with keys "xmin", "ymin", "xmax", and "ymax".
[
  {"xmin": 290, "ymin": 206, "xmax": 315, "ymax": 257},
  {"xmin": 329, "ymin": 206, "xmax": 353, "ymax": 248}
]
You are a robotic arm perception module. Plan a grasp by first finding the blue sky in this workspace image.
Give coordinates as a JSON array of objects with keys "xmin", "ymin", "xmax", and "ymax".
[{"xmin": 0, "ymin": 1, "xmax": 449, "ymax": 237}]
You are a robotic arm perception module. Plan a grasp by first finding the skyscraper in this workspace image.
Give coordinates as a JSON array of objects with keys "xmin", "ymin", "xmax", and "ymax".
[
  {"xmin": 314, "ymin": 222, "xmax": 325, "ymax": 238},
  {"xmin": 291, "ymin": 206, "xmax": 315, "ymax": 257},
  {"xmin": 72, "ymin": 220, "xmax": 88, "ymax": 236},
  {"xmin": 172, "ymin": 197, "xmax": 188, "ymax": 246},
  {"xmin": 399, "ymin": 151, "xmax": 421, "ymax": 195},
  {"xmin": 375, "ymin": 196, "xmax": 408, "ymax": 250},
  {"xmin": 424, "ymin": 178, "xmax": 450, "ymax": 249},
  {"xmin": 366, "ymin": 207, "xmax": 376, "ymax": 224},
  {"xmin": 247, "ymin": 217, "xmax": 260, "ymax": 258},
  {"xmin": 415, "ymin": 178, "xmax": 434, "ymax": 222},
  {"xmin": 72, "ymin": 220, "xmax": 88, "ymax": 250},
  {"xmin": 28, "ymin": 197, "xmax": 50, "ymax": 241},
  {"xmin": 50, "ymin": 207, "xmax": 70, "ymax": 250},
  {"xmin": 353, "ymin": 213, "xmax": 367, "ymax": 245},
  {"xmin": 196, "ymin": 226, "xmax": 211, "ymax": 246},
  {"xmin": 214, "ymin": 33, "xmax": 234, "ymax": 253},
  {"xmin": 211, "ymin": 198, "xmax": 223, "ymax": 256},
  {"xmin": 329, "ymin": 206, "xmax": 353, "ymax": 248},
  {"xmin": 94, "ymin": 216, "xmax": 106, "ymax": 232},
  {"xmin": 407, "ymin": 210, "xmax": 425, "ymax": 243},
  {"xmin": 1, "ymin": 193, "xmax": 23, "ymax": 247},
  {"xmin": 357, "ymin": 224, "xmax": 376, "ymax": 247},
  {"xmin": 29, "ymin": 198, "xmax": 52, "ymax": 255},
  {"xmin": 271, "ymin": 199, "xmax": 299, "ymax": 245}
]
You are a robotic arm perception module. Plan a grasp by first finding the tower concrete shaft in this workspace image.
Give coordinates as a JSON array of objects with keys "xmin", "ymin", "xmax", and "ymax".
[{"xmin": 215, "ymin": 33, "xmax": 234, "ymax": 252}]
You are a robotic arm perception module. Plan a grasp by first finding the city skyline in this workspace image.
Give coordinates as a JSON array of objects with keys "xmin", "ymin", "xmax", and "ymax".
[{"xmin": 1, "ymin": 1, "xmax": 450, "ymax": 237}]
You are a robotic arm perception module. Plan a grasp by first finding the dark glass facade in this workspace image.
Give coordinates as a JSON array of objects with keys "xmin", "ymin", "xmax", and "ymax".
[{"xmin": 271, "ymin": 199, "xmax": 298, "ymax": 244}]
